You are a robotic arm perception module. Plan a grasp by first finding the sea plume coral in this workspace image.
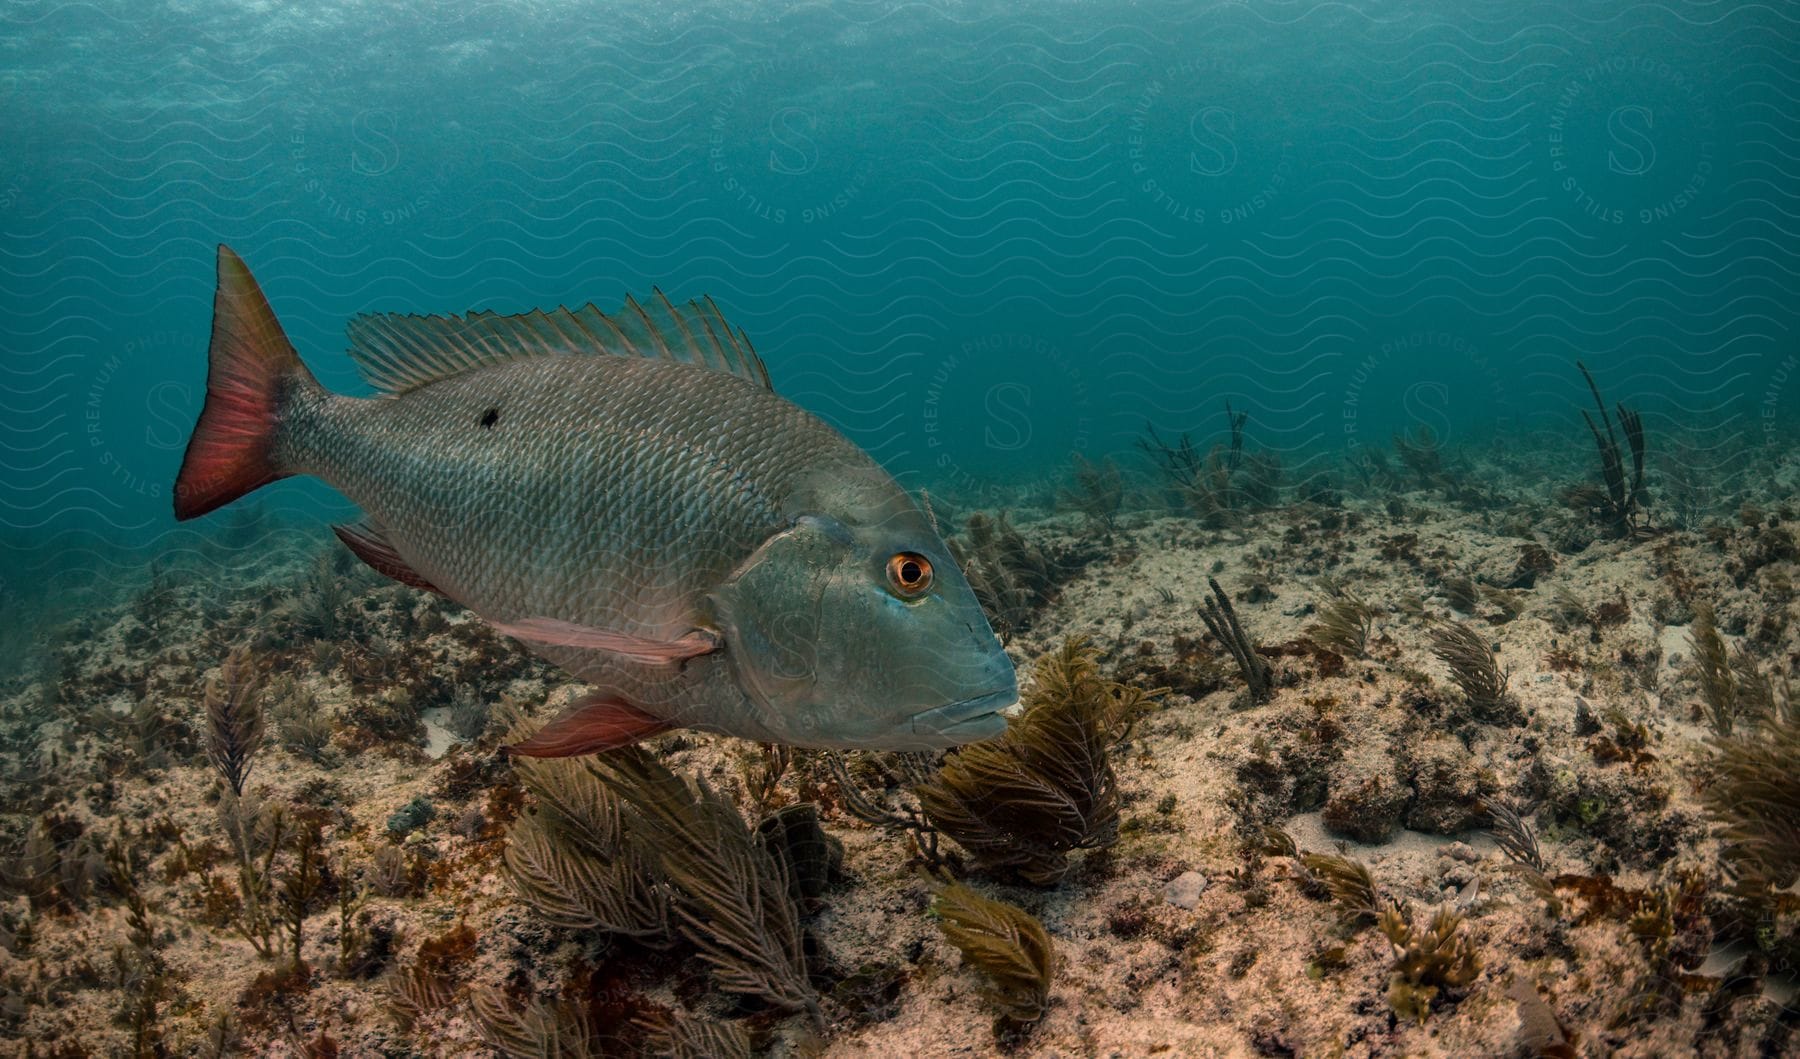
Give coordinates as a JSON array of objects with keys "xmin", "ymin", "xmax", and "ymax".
[
  {"xmin": 1392, "ymin": 425, "xmax": 1449, "ymax": 490},
  {"xmin": 502, "ymin": 758, "xmax": 670, "ymax": 940},
  {"xmin": 1485, "ymin": 800, "xmax": 1561, "ymax": 915},
  {"xmin": 468, "ymin": 985, "xmax": 604, "ymax": 1058},
  {"xmin": 914, "ymin": 639, "xmax": 1149, "ymax": 884},
  {"xmin": 1688, "ymin": 603, "xmax": 1787, "ymax": 737},
  {"xmin": 1704, "ymin": 707, "xmax": 1800, "ymax": 888},
  {"xmin": 1428, "ymin": 619, "xmax": 1517, "ymax": 724},
  {"xmin": 1301, "ymin": 850, "xmax": 1381, "ymax": 927},
  {"xmin": 585, "ymin": 746, "xmax": 820, "ymax": 1023},
  {"xmin": 502, "ymin": 812, "xmax": 670, "ymax": 938},
  {"xmin": 1137, "ymin": 403, "xmax": 1280, "ymax": 522},
  {"xmin": 1057, "ymin": 454, "xmax": 1124, "ymax": 531},
  {"xmin": 948, "ymin": 512, "xmax": 1059, "ymax": 643},
  {"xmin": 638, "ymin": 1008, "xmax": 754, "ymax": 1059},
  {"xmin": 1305, "ymin": 583, "xmax": 1374, "ymax": 658},
  {"xmin": 932, "ymin": 881, "xmax": 1055, "ymax": 1023},
  {"xmin": 205, "ymin": 647, "xmax": 265, "ymax": 798}
]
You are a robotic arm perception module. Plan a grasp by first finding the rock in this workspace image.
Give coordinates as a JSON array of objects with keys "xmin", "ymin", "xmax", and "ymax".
[
  {"xmin": 1323, "ymin": 770, "xmax": 1408, "ymax": 844},
  {"xmin": 1548, "ymin": 518, "xmax": 1594, "ymax": 555},
  {"xmin": 385, "ymin": 795, "xmax": 435, "ymax": 837},
  {"xmin": 1163, "ymin": 871, "xmax": 1208, "ymax": 909},
  {"xmin": 1574, "ymin": 697, "xmax": 1601, "ymax": 736},
  {"xmin": 1442, "ymin": 841, "xmax": 1482, "ymax": 864},
  {"xmin": 1406, "ymin": 735, "xmax": 1486, "ymax": 834},
  {"xmin": 1503, "ymin": 543, "xmax": 1557, "ymax": 589}
]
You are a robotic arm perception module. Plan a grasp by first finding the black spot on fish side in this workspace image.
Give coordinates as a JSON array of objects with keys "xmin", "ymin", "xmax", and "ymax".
[{"xmin": 479, "ymin": 407, "xmax": 499, "ymax": 429}]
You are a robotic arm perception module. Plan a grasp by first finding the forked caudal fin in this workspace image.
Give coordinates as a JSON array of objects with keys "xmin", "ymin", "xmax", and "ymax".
[{"xmin": 173, "ymin": 245, "xmax": 321, "ymax": 520}]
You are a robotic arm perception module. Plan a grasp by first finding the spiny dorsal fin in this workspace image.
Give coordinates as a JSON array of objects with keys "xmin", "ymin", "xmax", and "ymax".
[{"xmin": 344, "ymin": 289, "xmax": 769, "ymax": 395}]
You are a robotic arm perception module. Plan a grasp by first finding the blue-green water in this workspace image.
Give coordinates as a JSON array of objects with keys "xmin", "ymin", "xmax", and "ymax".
[
  {"xmin": 2, "ymin": 0, "xmax": 1795, "ymax": 556},
  {"xmin": 8, "ymin": 4, "xmax": 1800, "ymax": 1052}
]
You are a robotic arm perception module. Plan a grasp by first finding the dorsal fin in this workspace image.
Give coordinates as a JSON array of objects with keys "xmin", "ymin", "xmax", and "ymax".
[{"xmin": 344, "ymin": 289, "xmax": 769, "ymax": 395}]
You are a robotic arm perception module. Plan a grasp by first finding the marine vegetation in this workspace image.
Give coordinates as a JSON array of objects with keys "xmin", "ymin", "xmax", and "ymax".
[
  {"xmin": 1551, "ymin": 872, "xmax": 1711, "ymax": 1027},
  {"xmin": 1486, "ymin": 800, "xmax": 1561, "ymax": 915},
  {"xmin": 1264, "ymin": 828, "xmax": 1480, "ymax": 1024},
  {"xmin": 468, "ymin": 986, "xmax": 605, "ymax": 1058},
  {"xmin": 1304, "ymin": 852, "xmax": 1381, "ymax": 927},
  {"xmin": 1391, "ymin": 424, "xmax": 1450, "ymax": 491},
  {"xmin": 501, "ymin": 757, "xmax": 672, "ymax": 940},
  {"xmin": 947, "ymin": 511, "xmax": 1066, "ymax": 643},
  {"xmin": 274, "ymin": 823, "xmax": 325, "ymax": 967},
  {"xmin": 930, "ymin": 881, "xmax": 1055, "ymax": 1025},
  {"xmin": 948, "ymin": 512, "xmax": 1056, "ymax": 643},
  {"xmin": 1198, "ymin": 578, "xmax": 1272, "ymax": 705},
  {"xmin": 639, "ymin": 1008, "xmax": 756, "ymax": 1059},
  {"xmin": 201, "ymin": 649, "xmax": 285, "ymax": 959},
  {"xmin": 1264, "ymin": 827, "xmax": 1379, "ymax": 927},
  {"xmin": 1377, "ymin": 899, "xmax": 1481, "ymax": 1024},
  {"xmin": 583, "ymin": 745, "xmax": 821, "ymax": 1023},
  {"xmin": 10, "ymin": 8, "xmax": 1800, "ymax": 1053},
  {"xmin": 1687, "ymin": 602, "xmax": 1788, "ymax": 738},
  {"xmin": 1057, "ymin": 454, "xmax": 1124, "ymax": 531},
  {"xmin": 825, "ymin": 749, "xmax": 945, "ymax": 867},
  {"xmin": 203, "ymin": 647, "xmax": 265, "ymax": 799},
  {"xmin": 913, "ymin": 639, "xmax": 1153, "ymax": 884},
  {"xmin": 755, "ymin": 801, "xmax": 844, "ymax": 910},
  {"xmin": 1427, "ymin": 618, "xmax": 1517, "ymax": 724},
  {"xmin": 1304, "ymin": 581, "xmax": 1375, "ymax": 659},
  {"xmin": 1703, "ymin": 698, "xmax": 1800, "ymax": 888},
  {"xmin": 11, "ymin": 341, "xmax": 1800, "ymax": 1056},
  {"xmin": 267, "ymin": 677, "xmax": 332, "ymax": 765},
  {"xmin": 106, "ymin": 842, "xmax": 170, "ymax": 1056},
  {"xmin": 1569, "ymin": 361, "xmax": 1649, "ymax": 538},
  {"xmin": 386, "ymin": 920, "xmax": 479, "ymax": 1030},
  {"xmin": 1137, "ymin": 403, "xmax": 1282, "ymax": 523}
]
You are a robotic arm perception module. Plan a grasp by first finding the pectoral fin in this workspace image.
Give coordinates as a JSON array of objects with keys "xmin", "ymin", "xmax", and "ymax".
[
  {"xmin": 502, "ymin": 692, "xmax": 674, "ymax": 758},
  {"xmin": 489, "ymin": 616, "xmax": 720, "ymax": 665},
  {"xmin": 333, "ymin": 521, "xmax": 443, "ymax": 595}
]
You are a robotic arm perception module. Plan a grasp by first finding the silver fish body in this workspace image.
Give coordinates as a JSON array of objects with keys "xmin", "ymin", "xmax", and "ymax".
[{"xmin": 176, "ymin": 247, "xmax": 1016, "ymax": 753}]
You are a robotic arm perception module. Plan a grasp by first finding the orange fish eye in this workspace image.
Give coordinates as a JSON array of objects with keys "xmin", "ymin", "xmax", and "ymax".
[{"xmin": 886, "ymin": 552, "xmax": 933, "ymax": 597}]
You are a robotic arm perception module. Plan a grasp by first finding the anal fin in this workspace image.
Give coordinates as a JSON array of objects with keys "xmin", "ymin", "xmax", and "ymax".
[
  {"xmin": 502, "ymin": 692, "xmax": 674, "ymax": 758},
  {"xmin": 332, "ymin": 522, "xmax": 442, "ymax": 595}
]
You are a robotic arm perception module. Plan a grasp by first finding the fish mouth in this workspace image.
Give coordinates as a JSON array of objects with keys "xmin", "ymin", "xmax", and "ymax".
[{"xmin": 910, "ymin": 687, "xmax": 1020, "ymax": 740}]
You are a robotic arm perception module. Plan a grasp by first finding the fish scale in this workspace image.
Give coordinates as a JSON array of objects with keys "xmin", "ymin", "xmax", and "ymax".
[
  {"xmin": 297, "ymin": 357, "xmax": 811, "ymax": 622},
  {"xmin": 176, "ymin": 246, "xmax": 1017, "ymax": 753}
]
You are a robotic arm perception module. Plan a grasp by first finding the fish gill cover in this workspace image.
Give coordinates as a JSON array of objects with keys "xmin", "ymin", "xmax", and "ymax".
[{"xmin": 2, "ymin": 0, "xmax": 1800, "ymax": 1055}]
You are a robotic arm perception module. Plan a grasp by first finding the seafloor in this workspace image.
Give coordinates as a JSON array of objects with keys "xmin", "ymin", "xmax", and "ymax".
[{"xmin": 3, "ymin": 426, "xmax": 1799, "ymax": 1058}]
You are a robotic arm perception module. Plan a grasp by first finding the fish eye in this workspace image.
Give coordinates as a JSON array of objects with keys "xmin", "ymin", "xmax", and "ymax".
[{"xmin": 885, "ymin": 551, "xmax": 933, "ymax": 598}]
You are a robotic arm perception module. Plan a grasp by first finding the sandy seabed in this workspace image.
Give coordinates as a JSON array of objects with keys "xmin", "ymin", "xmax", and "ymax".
[{"xmin": 3, "ymin": 476, "xmax": 1798, "ymax": 1058}]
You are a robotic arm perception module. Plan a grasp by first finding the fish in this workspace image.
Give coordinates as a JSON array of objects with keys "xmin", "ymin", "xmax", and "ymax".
[{"xmin": 174, "ymin": 246, "xmax": 1018, "ymax": 756}]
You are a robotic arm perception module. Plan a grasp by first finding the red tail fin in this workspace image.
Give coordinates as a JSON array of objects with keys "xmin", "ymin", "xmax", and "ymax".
[{"xmin": 174, "ymin": 246, "xmax": 318, "ymax": 520}]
